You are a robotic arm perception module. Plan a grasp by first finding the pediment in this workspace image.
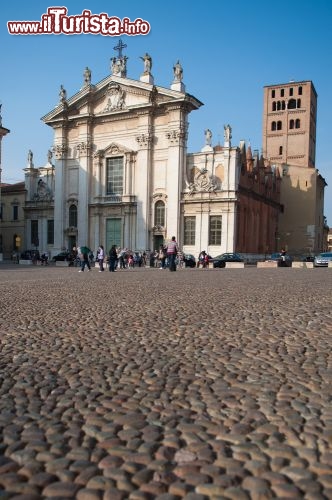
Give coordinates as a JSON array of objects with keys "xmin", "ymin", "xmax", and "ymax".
[
  {"xmin": 95, "ymin": 142, "xmax": 134, "ymax": 158},
  {"xmin": 41, "ymin": 74, "xmax": 202, "ymax": 125}
]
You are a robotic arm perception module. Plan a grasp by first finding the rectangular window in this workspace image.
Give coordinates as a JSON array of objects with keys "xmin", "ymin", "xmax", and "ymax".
[
  {"xmin": 0, "ymin": 204, "xmax": 3, "ymax": 220},
  {"xmin": 47, "ymin": 220, "xmax": 54, "ymax": 245},
  {"xmin": 209, "ymin": 216, "xmax": 222, "ymax": 245},
  {"xmin": 106, "ymin": 218, "xmax": 122, "ymax": 249},
  {"xmin": 13, "ymin": 206, "xmax": 18, "ymax": 220},
  {"xmin": 184, "ymin": 216, "xmax": 196, "ymax": 245},
  {"xmin": 31, "ymin": 220, "xmax": 39, "ymax": 246},
  {"xmin": 271, "ymin": 89, "xmax": 275, "ymax": 98},
  {"xmin": 106, "ymin": 157, "xmax": 123, "ymax": 195}
]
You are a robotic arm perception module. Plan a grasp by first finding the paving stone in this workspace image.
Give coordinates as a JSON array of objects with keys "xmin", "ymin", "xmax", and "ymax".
[{"xmin": 0, "ymin": 268, "xmax": 331, "ymax": 499}]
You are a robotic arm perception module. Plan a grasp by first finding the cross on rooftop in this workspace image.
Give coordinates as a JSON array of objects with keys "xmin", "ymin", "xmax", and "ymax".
[{"xmin": 113, "ymin": 39, "xmax": 127, "ymax": 59}]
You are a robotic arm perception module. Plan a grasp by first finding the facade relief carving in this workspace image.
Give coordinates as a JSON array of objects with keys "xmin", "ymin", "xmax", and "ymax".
[
  {"xmin": 166, "ymin": 126, "xmax": 186, "ymax": 145},
  {"xmin": 188, "ymin": 168, "xmax": 218, "ymax": 195},
  {"xmin": 103, "ymin": 83, "xmax": 126, "ymax": 112},
  {"xmin": 33, "ymin": 178, "xmax": 53, "ymax": 201},
  {"xmin": 52, "ymin": 143, "xmax": 68, "ymax": 159},
  {"xmin": 136, "ymin": 133, "xmax": 152, "ymax": 148},
  {"xmin": 77, "ymin": 141, "xmax": 91, "ymax": 157}
]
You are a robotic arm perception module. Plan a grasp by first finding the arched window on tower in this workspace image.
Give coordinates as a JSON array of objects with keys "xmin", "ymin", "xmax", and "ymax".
[
  {"xmin": 297, "ymin": 99, "xmax": 301, "ymax": 108},
  {"xmin": 69, "ymin": 204, "xmax": 77, "ymax": 227},
  {"xmin": 154, "ymin": 200, "xmax": 165, "ymax": 227},
  {"xmin": 295, "ymin": 119, "xmax": 301, "ymax": 129},
  {"xmin": 277, "ymin": 101, "xmax": 281, "ymax": 111},
  {"xmin": 282, "ymin": 101, "xmax": 286, "ymax": 110},
  {"xmin": 277, "ymin": 121, "xmax": 282, "ymax": 130},
  {"xmin": 272, "ymin": 101, "xmax": 276, "ymax": 111},
  {"xmin": 271, "ymin": 121, "xmax": 277, "ymax": 131},
  {"xmin": 289, "ymin": 119, "xmax": 294, "ymax": 129}
]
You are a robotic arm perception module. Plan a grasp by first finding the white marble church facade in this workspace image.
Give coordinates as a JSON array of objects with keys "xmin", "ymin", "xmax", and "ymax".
[{"xmin": 27, "ymin": 47, "xmax": 241, "ymax": 258}]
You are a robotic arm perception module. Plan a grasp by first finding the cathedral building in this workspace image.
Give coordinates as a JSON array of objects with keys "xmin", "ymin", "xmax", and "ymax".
[{"xmin": 23, "ymin": 45, "xmax": 279, "ymax": 259}]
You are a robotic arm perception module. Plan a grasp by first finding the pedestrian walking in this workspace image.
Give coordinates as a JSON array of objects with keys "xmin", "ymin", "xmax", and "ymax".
[
  {"xmin": 98, "ymin": 245, "xmax": 105, "ymax": 272},
  {"xmin": 166, "ymin": 236, "xmax": 178, "ymax": 272},
  {"xmin": 78, "ymin": 246, "xmax": 91, "ymax": 272},
  {"xmin": 108, "ymin": 245, "xmax": 118, "ymax": 272}
]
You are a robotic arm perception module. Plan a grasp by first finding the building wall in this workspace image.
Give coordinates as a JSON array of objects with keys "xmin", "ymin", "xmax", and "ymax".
[{"xmin": 0, "ymin": 182, "xmax": 26, "ymax": 258}]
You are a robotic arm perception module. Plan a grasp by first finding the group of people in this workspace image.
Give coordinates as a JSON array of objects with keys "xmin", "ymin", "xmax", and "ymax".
[{"xmin": 76, "ymin": 237, "xmax": 180, "ymax": 273}]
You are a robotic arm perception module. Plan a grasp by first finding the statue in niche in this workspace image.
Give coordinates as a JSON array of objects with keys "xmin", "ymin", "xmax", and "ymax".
[
  {"xmin": 173, "ymin": 60, "xmax": 183, "ymax": 82},
  {"xmin": 104, "ymin": 83, "xmax": 126, "ymax": 111},
  {"xmin": 204, "ymin": 129, "xmax": 212, "ymax": 146},
  {"xmin": 83, "ymin": 67, "xmax": 91, "ymax": 86},
  {"xmin": 140, "ymin": 53, "xmax": 152, "ymax": 74}
]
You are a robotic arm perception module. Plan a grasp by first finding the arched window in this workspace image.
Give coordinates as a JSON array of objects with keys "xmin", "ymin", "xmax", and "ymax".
[
  {"xmin": 272, "ymin": 101, "xmax": 276, "ymax": 111},
  {"xmin": 277, "ymin": 121, "xmax": 282, "ymax": 130},
  {"xmin": 277, "ymin": 101, "xmax": 281, "ymax": 111},
  {"xmin": 288, "ymin": 99, "xmax": 296, "ymax": 109},
  {"xmin": 271, "ymin": 121, "xmax": 276, "ymax": 131},
  {"xmin": 289, "ymin": 119, "xmax": 294, "ymax": 129},
  {"xmin": 295, "ymin": 119, "xmax": 300, "ymax": 129},
  {"xmin": 154, "ymin": 200, "xmax": 165, "ymax": 227},
  {"xmin": 282, "ymin": 101, "xmax": 286, "ymax": 110},
  {"xmin": 297, "ymin": 99, "xmax": 301, "ymax": 108},
  {"xmin": 69, "ymin": 204, "xmax": 77, "ymax": 227},
  {"xmin": 279, "ymin": 146, "xmax": 283, "ymax": 155}
]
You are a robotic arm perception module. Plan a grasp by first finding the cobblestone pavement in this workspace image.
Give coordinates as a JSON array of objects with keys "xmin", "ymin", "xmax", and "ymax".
[{"xmin": 0, "ymin": 265, "xmax": 331, "ymax": 499}]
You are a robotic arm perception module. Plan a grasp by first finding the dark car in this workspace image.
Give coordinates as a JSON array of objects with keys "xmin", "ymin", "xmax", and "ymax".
[
  {"xmin": 183, "ymin": 253, "xmax": 196, "ymax": 268},
  {"xmin": 212, "ymin": 253, "xmax": 243, "ymax": 268},
  {"xmin": 52, "ymin": 251, "xmax": 73, "ymax": 262},
  {"xmin": 266, "ymin": 252, "xmax": 293, "ymax": 267},
  {"xmin": 21, "ymin": 250, "xmax": 40, "ymax": 261}
]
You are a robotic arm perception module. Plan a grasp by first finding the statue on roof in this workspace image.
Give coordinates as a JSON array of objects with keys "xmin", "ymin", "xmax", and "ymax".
[
  {"xmin": 27, "ymin": 149, "xmax": 33, "ymax": 166},
  {"xmin": 204, "ymin": 129, "xmax": 212, "ymax": 147},
  {"xmin": 140, "ymin": 53, "xmax": 152, "ymax": 74},
  {"xmin": 224, "ymin": 124, "xmax": 232, "ymax": 143},
  {"xmin": 173, "ymin": 60, "xmax": 183, "ymax": 82},
  {"xmin": 59, "ymin": 84, "xmax": 67, "ymax": 103},
  {"xmin": 83, "ymin": 67, "xmax": 91, "ymax": 86}
]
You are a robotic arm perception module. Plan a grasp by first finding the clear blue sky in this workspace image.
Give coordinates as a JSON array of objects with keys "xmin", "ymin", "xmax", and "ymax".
[{"xmin": 1, "ymin": 0, "xmax": 331, "ymax": 223}]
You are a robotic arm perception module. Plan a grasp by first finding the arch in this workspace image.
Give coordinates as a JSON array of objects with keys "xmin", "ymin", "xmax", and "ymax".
[
  {"xmin": 295, "ymin": 118, "xmax": 301, "ymax": 129},
  {"xmin": 69, "ymin": 204, "xmax": 77, "ymax": 227},
  {"xmin": 289, "ymin": 119, "xmax": 294, "ymax": 129},
  {"xmin": 154, "ymin": 200, "xmax": 165, "ymax": 227},
  {"xmin": 277, "ymin": 121, "xmax": 282, "ymax": 130},
  {"xmin": 272, "ymin": 101, "xmax": 276, "ymax": 111},
  {"xmin": 288, "ymin": 98, "xmax": 296, "ymax": 109},
  {"xmin": 271, "ymin": 121, "xmax": 276, "ymax": 131}
]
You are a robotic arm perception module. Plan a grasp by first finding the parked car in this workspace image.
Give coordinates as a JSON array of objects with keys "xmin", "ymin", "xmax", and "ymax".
[
  {"xmin": 183, "ymin": 253, "xmax": 196, "ymax": 268},
  {"xmin": 302, "ymin": 255, "xmax": 315, "ymax": 262},
  {"xmin": 212, "ymin": 253, "xmax": 243, "ymax": 268},
  {"xmin": 52, "ymin": 251, "xmax": 73, "ymax": 262},
  {"xmin": 21, "ymin": 250, "xmax": 40, "ymax": 261},
  {"xmin": 313, "ymin": 252, "xmax": 332, "ymax": 267},
  {"xmin": 266, "ymin": 252, "xmax": 293, "ymax": 267}
]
